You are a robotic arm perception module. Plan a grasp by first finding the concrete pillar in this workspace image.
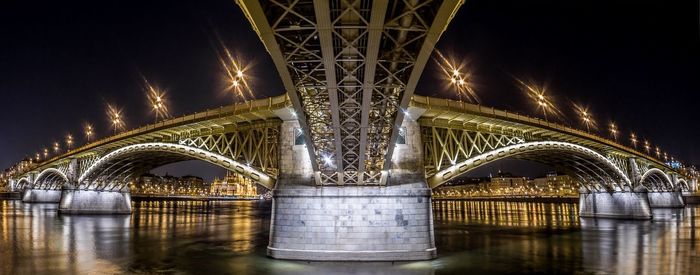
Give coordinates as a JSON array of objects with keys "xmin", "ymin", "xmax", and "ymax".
[
  {"xmin": 267, "ymin": 119, "xmax": 436, "ymax": 261},
  {"xmin": 22, "ymin": 188, "xmax": 62, "ymax": 203},
  {"xmin": 58, "ymin": 188, "xmax": 132, "ymax": 214},
  {"xmin": 647, "ymin": 191, "xmax": 685, "ymax": 208},
  {"xmin": 8, "ymin": 179, "xmax": 15, "ymax": 192},
  {"xmin": 579, "ymin": 188, "xmax": 652, "ymax": 219}
]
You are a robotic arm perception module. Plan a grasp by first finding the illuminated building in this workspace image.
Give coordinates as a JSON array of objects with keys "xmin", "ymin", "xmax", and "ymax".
[{"xmin": 210, "ymin": 171, "xmax": 258, "ymax": 197}]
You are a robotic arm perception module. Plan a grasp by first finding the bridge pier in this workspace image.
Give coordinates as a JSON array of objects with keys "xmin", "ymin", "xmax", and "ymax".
[
  {"xmin": 647, "ymin": 191, "xmax": 685, "ymax": 208},
  {"xmin": 267, "ymin": 119, "xmax": 435, "ymax": 261},
  {"xmin": 268, "ymin": 183, "xmax": 436, "ymax": 261},
  {"xmin": 22, "ymin": 188, "xmax": 62, "ymax": 203},
  {"xmin": 578, "ymin": 189, "xmax": 652, "ymax": 219},
  {"xmin": 58, "ymin": 188, "xmax": 132, "ymax": 214}
]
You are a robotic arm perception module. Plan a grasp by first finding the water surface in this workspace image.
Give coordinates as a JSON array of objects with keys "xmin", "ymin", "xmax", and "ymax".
[{"xmin": 1, "ymin": 199, "xmax": 698, "ymax": 274}]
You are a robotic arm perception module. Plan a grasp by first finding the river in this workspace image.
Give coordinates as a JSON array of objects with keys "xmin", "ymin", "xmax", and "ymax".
[{"xmin": 0, "ymin": 199, "xmax": 698, "ymax": 274}]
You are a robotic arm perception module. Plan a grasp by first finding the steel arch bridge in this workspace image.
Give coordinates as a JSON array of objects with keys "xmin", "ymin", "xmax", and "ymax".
[
  {"xmin": 12, "ymin": 97, "xmax": 292, "ymax": 192},
  {"xmin": 410, "ymin": 96, "xmax": 692, "ymax": 192},
  {"xmin": 7, "ymin": 0, "xmax": 693, "ymax": 195},
  {"xmin": 9, "ymin": 95, "xmax": 691, "ymax": 193}
]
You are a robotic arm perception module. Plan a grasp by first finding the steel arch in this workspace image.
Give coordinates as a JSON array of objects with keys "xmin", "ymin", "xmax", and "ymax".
[
  {"xmin": 427, "ymin": 141, "xmax": 632, "ymax": 189},
  {"xmin": 78, "ymin": 142, "xmax": 275, "ymax": 189},
  {"xmin": 639, "ymin": 168, "xmax": 673, "ymax": 191}
]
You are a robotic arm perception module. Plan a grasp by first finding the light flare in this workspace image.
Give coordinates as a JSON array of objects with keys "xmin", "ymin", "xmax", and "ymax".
[
  {"xmin": 107, "ymin": 104, "xmax": 125, "ymax": 134},
  {"xmin": 573, "ymin": 103, "xmax": 597, "ymax": 132},
  {"xmin": 434, "ymin": 50, "xmax": 479, "ymax": 103},
  {"xmin": 514, "ymin": 77, "xmax": 562, "ymax": 121},
  {"xmin": 218, "ymin": 45, "xmax": 253, "ymax": 101},
  {"xmin": 143, "ymin": 78, "xmax": 170, "ymax": 122}
]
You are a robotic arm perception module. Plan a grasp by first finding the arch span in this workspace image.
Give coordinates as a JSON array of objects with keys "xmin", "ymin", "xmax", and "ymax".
[
  {"xmin": 33, "ymin": 168, "xmax": 69, "ymax": 189},
  {"xmin": 15, "ymin": 177, "xmax": 31, "ymax": 189},
  {"xmin": 78, "ymin": 142, "xmax": 275, "ymax": 190},
  {"xmin": 677, "ymin": 178, "xmax": 690, "ymax": 191},
  {"xmin": 639, "ymin": 168, "xmax": 672, "ymax": 191},
  {"xmin": 427, "ymin": 141, "xmax": 632, "ymax": 189}
]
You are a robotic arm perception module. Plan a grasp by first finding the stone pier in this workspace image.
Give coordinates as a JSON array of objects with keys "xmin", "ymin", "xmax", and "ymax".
[
  {"xmin": 647, "ymin": 191, "xmax": 685, "ymax": 208},
  {"xmin": 58, "ymin": 189, "xmax": 132, "ymax": 214},
  {"xmin": 22, "ymin": 188, "xmax": 62, "ymax": 203},
  {"xmin": 579, "ymin": 190, "xmax": 652, "ymax": 219},
  {"xmin": 267, "ymin": 119, "xmax": 436, "ymax": 261},
  {"xmin": 268, "ymin": 183, "xmax": 435, "ymax": 261}
]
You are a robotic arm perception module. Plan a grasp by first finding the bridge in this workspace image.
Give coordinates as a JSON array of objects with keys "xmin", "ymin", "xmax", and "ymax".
[{"xmin": 5, "ymin": 0, "xmax": 697, "ymax": 261}]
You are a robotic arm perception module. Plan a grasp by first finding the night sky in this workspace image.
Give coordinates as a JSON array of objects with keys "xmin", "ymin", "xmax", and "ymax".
[{"xmin": 1, "ymin": 0, "xmax": 698, "ymax": 181}]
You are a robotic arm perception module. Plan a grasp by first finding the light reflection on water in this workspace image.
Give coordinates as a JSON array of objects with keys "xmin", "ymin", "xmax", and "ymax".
[{"xmin": 1, "ymin": 199, "xmax": 699, "ymax": 274}]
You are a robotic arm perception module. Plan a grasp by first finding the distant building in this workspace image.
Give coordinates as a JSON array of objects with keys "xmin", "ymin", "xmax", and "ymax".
[
  {"xmin": 433, "ymin": 170, "xmax": 580, "ymax": 198},
  {"xmin": 210, "ymin": 171, "xmax": 258, "ymax": 197}
]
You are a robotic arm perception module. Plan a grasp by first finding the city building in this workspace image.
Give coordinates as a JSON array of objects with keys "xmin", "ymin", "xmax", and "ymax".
[{"xmin": 210, "ymin": 171, "xmax": 258, "ymax": 197}]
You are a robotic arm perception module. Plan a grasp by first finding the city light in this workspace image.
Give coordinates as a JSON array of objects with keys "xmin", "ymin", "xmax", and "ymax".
[
  {"xmin": 644, "ymin": 140, "xmax": 651, "ymax": 154},
  {"xmin": 144, "ymin": 78, "xmax": 169, "ymax": 122},
  {"xmin": 434, "ymin": 50, "xmax": 479, "ymax": 103},
  {"xmin": 515, "ymin": 77, "xmax": 561, "ymax": 121},
  {"xmin": 53, "ymin": 141, "xmax": 60, "ymax": 153},
  {"xmin": 655, "ymin": 146, "xmax": 661, "ymax": 158},
  {"xmin": 43, "ymin": 148, "xmax": 48, "ymax": 158},
  {"xmin": 66, "ymin": 134, "xmax": 73, "ymax": 149},
  {"xmin": 84, "ymin": 123, "xmax": 94, "ymax": 141},
  {"xmin": 630, "ymin": 132, "xmax": 638, "ymax": 148},
  {"xmin": 218, "ymin": 45, "xmax": 252, "ymax": 101},
  {"xmin": 573, "ymin": 104, "xmax": 596, "ymax": 132},
  {"xmin": 609, "ymin": 122, "xmax": 618, "ymax": 141},
  {"xmin": 107, "ymin": 104, "xmax": 125, "ymax": 134},
  {"xmin": 35, "ymin": 152, "xmax": 40, "ymax": 162},
  {"xmin": 322, "ymin": 154, "xmax": 333, "ymax": 167}
]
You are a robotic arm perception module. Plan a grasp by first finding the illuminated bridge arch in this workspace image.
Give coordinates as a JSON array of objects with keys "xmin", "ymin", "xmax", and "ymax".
[
  {"xmin": 15, "ymin": 177, "xmax": 31, "ymax": 190},
  {"xmin": 427, "ymin": 141, "xmax": 632, "ymax": 189},
  {"xmin": 78, "ymin": 142, "xmax": 275, "ymax": 190},
  {"xmin": 33, "ymin": 168, "xmax": 69, "ymax": 189},
  {"xmin": 677, "ymin": 178, "xmax": 690, "ymax": 190},
  {"xmin": 639, "ymin": 168, "xmax": 673, "ymax": 191}
]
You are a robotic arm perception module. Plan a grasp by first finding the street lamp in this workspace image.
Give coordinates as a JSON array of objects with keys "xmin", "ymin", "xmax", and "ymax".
[
  {"xmin": 609, "ymin": 122, "xmax": 618, "ymax": 142},
  {"xmin": 84, "ymin": 123, "xmax": 94, "ymax": 142},
  {"xmin": 630, "ymin": 132, "xmax": 638, "ymax": 148},
  {"xmin": 145, "ymin": 80, "xmax": 169, "ymax": 123},
  {"xmin": 219, "ymin": 46, "xmax": 251, "ymax": 102},
  {"xmin": 644, "ymin": 140, "xmax": 651, "ymax": 154},
  {"xmin": 574, "ymin": 104, "xmax": 595, "ymax": 133},
  {"xmin": 53, "ymin": 142, "xmax": 60, "ymax": 153},
  {"xmin": 66, "ymin": 134, "xmax": 73, "ymax": 149},
  {"xmin": 107, "ymin": 104, "xmax": 124, "ymax": 135},
  {"xmin": 43, "ymin": 148, "xmax": 48, "ymax": 158},
  {"xmin": 515, "ymin": 78, "xmax": 557, "ymax": 122}
]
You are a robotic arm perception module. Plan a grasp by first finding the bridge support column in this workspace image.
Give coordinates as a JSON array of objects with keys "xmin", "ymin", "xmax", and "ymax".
[
  {"xmin": 58, "ymin": 188, "xmax": 132, "ymax": 214},
  {"xmin": 22, "ymin": 188, "xmax": 62, "ymax": 203},
  {"xmin": 268, "ymin": 119, "xmax": 435, "ymax": 261},
  {"xmin": 647, "ymin": 191, "xmax": 685, "ymax": 208},
  {"xmin": 268, "ymin": 183, "xmax": 435, "ymax": 261},
  {"xmin": 579, "ymin": 189, "xmax": 652, "ymax": 219}
]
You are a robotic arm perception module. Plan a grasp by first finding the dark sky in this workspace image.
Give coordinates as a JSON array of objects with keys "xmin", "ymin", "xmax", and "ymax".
[{"xmin": 1, "ymin": 0, "xmax": 698, "ymax": 181}]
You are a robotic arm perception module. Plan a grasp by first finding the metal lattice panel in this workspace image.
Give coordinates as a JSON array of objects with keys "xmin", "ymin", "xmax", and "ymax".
[
  {"xmin": 422, "ymin": 126, "xmax": 525, "ymax": 178},
  {"xmin": 238, "ymin": 0, "xmax": 463, "ymax": 185},
  {"xmin": 179, "ymin": 123, "xmax": 280, "ymax": 177}
]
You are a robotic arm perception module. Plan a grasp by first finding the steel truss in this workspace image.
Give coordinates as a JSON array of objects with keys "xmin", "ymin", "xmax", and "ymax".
[
  {"xmin": 28, "ymin": 122, "xmax": 281, "ymax": 192},
  {"xmin": 422, "ymin": 126, "xmax": 525, "ymax": 178},
  {"xmin": 422, "ymin": 123, "xmax": 633, "ymax": 190},
  {"xmin": 238, "ymin": 0, "xmax": 462, "ymax": 185}
]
